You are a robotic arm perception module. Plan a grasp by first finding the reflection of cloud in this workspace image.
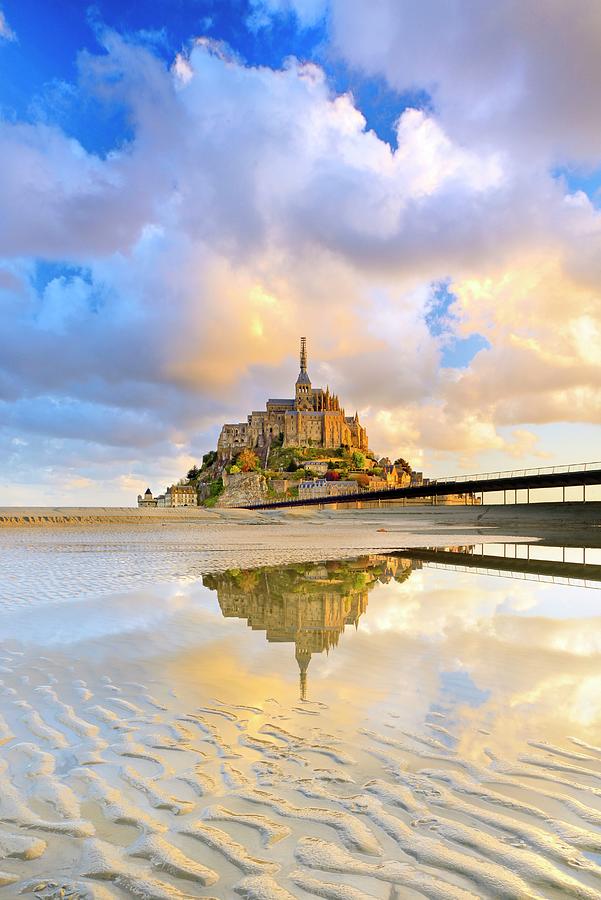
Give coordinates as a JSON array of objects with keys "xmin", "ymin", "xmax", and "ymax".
[
  {"xmin": 317, "ymin": 565, "xmax": 601, "ymax": 750},
  {"xmin": 3, "ymin": 550, "xmax": 600, "ymax": 749}
]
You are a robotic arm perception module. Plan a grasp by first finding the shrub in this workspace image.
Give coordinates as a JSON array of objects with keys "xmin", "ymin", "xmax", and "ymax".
[
  {"xmin": 229, "ymin": 464, "xmax": 241, "ymax": 474},
  {"xmin": 351, "ymin": 451, "xmax": 366, "ymax": 469},
  {"xmin": 203, "ymin": 477, "xmax": 224, "ymax": 508},
  {"xmin": 237, "ymin": 449, "xmax": 260, "ymax": 472}
]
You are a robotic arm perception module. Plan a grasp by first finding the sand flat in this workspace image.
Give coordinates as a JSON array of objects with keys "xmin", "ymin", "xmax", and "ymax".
[{"xmin": 0, "ymin": 515, "xmax": 600, "ymax": 897}]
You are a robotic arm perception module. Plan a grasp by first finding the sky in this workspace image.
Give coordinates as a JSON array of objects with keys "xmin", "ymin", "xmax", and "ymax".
[{"xmin": 1, "ymin": 0, "xmax": 601, "ymax": 505}]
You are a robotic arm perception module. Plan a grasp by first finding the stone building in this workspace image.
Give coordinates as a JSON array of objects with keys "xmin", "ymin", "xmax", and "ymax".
[
  {"xmin": 169, "ymin": 484, "xmax": 198, "ymax": 506},
  {"xmin": 298, "ymin": 478, "xmax": 359, "ymax": 501},
  {"xmin": 137, "ymin": 484, "xmax": 198, "ymax": 508},
  {"xmin": 137, "ymin": 488, "xmax": 157, "ymax": 507},
  {"xmin": 217, "ymin": 338, "xmax": 369, "ymax": 463}
]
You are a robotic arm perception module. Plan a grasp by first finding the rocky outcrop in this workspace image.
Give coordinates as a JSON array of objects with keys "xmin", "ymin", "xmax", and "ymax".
[{"xmin": 215, "ymin": 472, "xmax": 268, "ymax": 508}]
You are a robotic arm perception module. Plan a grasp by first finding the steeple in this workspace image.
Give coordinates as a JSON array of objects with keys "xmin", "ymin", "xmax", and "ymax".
[
  {"xmin": 295, "ymin": 335, "xmax": 311, "ymax": 408},
  {"xmin": 296, "ymin": 336, "xmax": 311, "ymax": 386}
]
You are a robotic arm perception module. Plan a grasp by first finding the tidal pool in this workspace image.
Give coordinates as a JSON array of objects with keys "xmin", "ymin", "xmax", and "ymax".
[{"xmin": 0, "ymin": 543, "xmax": 600, "ymax": 898}]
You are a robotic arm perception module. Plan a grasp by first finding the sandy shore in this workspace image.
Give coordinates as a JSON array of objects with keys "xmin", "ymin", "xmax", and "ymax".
[
  {"xmin": 2, "ymin": 500, "xmax": 600, "ymax": 529},
  {"xmin": 1, "ymin": 503, "xmax": 600, "ymax": 562}
]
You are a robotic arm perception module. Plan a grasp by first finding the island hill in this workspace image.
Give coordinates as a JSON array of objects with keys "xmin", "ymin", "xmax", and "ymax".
[{"xmin": 138, "ymin": 338, "xmax": 416, "ymax": 509}]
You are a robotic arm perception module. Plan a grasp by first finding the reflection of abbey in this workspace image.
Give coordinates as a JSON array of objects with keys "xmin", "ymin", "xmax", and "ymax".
[
  {"xmin": 203, "ymin": 556, "xmax": 413, "ymax": 698},
  {"xmin": 218, "ymin": 337, "xmax": 369, "ymax": 462}
]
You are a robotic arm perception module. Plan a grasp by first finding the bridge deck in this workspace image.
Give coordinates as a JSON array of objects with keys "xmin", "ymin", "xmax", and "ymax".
[{"xmin": 246, "ymin": 462, "xmax": 601, "ymax": 510}]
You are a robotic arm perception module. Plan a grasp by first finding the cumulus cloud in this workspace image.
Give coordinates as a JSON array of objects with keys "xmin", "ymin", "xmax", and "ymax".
[
  {"xmin": 1, "ymin": 18, "xmax": 601, "ymax": 502},
  {"xmin": 325, "ymin": 0, "xmax": 601, "ymax": 166}
]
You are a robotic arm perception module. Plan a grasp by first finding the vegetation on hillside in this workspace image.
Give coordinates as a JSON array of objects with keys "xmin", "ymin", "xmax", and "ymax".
[
  {"xmin": 202, "ymin": 477, "xmax": 224, "ymax": 507},
  {"xmin": 183, "ymin": 439, "xmax": 414, "ymax": 506},
  {"xmin": 267, "ymin": 443, "xmax": 345, "ymax": 471},
  {"xmin": 236, "ymin": 449, "xmax": 260, "ymax": 472},
  {"xmin": 187, "ymin": 450, "xmax": 218, "ymax": 483}
]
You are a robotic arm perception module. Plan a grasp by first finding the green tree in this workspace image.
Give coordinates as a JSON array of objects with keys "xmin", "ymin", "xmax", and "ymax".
[
  {"xmin": 351, "ymin": 451, "xmax": 366, "ymax": 469},
  {"xmin": 286, "ymin": 459, "xmax": 298, "ymax": 472},
  {"xmin": 202, "ymin": 450, "xmax": 218, "ymax": 470},
  {"xmin": 394, "ymin": 457, "xmax": 412, "ymax": 474},
  {"xmin": 187, "ymin": 465, "xmax": 201, "ymax": 482}
]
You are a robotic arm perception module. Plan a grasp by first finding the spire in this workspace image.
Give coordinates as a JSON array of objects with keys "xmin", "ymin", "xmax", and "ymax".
[
  {"xmin": 296, "ymin": 336, "xmax": 311, "ymax": 389},
  {"xmin": 300, "ymin": 336, "xmax": 307, "ymax": 372}
]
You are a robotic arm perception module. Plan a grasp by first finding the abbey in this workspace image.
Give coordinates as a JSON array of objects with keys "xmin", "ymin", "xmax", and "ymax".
[{"xmin": 217, "ymin": 338, "xmax": 369, "ymax": 462}]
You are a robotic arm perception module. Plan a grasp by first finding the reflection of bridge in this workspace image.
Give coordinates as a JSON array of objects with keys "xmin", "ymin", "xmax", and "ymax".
[
  {"xmin": 246, "ymin": 460, "xmax": 601, "ymax": 509},
  {"xmin": 396, "ymin": 546, "xmax": 601, "ymax": 588}
]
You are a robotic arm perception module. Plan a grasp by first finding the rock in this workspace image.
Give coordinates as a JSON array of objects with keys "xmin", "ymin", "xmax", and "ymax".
[{"xmin": 216, "ymin": 473, "xmax": 268, "ymax": 508}]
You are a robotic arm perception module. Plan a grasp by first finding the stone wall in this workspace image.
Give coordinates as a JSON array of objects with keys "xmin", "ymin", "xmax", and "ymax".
[
  {"xmin": 216, "ymin": 472, "xmax": 268, "ymax": 508},
  {"xmin": 270, "ymin": 479, "xmax": 293, "ymax": 495}
]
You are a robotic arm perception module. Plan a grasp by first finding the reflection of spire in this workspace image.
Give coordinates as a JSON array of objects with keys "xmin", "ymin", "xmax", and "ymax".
[
  {"xmin": 296, "ymin": 647, "xmax": 311, "ymax": 701},
  {"xmin": 203, "ymin": 556, "xmax": 415, "ymax": 703}
]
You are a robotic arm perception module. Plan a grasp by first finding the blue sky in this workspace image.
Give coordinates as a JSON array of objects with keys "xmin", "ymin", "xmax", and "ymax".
[{"xmin": 1, "ymin": 0, "xmax": 601, "ymax": 504}]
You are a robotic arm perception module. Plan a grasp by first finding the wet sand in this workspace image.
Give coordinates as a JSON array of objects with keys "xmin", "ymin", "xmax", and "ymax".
[{"xmin": 0, "ymin": 512, "xmax": 600, "ymax": 898}]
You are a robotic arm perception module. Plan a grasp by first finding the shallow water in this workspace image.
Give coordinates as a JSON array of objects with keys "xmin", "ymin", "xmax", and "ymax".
[{"xmin": 0, "ymin": 538, "xmax": 600, "ymax": 898}]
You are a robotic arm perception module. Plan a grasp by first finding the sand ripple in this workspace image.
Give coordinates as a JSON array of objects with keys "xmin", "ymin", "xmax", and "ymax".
[{"xmin": 0, "ymin": 639, "xmax": 600, "ymax": 898}]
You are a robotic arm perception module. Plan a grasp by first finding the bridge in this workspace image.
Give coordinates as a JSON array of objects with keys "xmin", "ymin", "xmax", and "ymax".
[{"xmin": 245, "ymin": 460, "xmax": 601, "ymax": 510}]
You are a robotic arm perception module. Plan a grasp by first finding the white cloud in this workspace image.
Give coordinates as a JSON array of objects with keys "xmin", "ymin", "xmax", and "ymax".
[
  {"xmin": 0, "ymin": 9, "xmax": 15, "ymax": 42},
  {"xmin": 326, "ymin": 0, "xmax": 601, "ymax": 166},
  {"xmin": 1, "ymin": 25, "xmax": 601, "ymax": 502}
]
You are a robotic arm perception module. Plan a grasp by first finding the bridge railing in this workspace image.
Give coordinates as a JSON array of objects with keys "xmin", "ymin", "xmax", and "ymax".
[
  {"xmin": 432, "ymin": 460, "xmax": 601, "ymax": 485},
  {"xmin": 250, "ymin": 460, "xmax": 601, "ymax": 507}
]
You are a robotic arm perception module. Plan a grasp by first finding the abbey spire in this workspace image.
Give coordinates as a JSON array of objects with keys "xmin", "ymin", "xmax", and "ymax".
[{"xmin": 217, "ymin": 336, "xmax": 369, "ymax": 460}]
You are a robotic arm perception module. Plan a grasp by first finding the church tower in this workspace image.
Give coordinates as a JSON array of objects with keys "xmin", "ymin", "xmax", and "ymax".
[{"xmin": 295, "ymin": 336, "xmax": 312, "ymax": 410}]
